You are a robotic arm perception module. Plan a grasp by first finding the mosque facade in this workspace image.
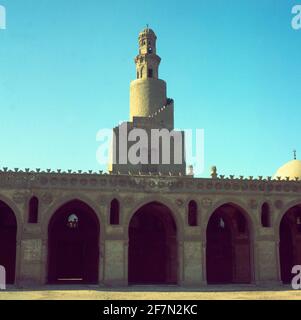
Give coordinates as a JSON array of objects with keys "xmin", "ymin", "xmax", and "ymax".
[{"xmin": 0, "ymin": 29, "xmax": 301, "ymax": 287}]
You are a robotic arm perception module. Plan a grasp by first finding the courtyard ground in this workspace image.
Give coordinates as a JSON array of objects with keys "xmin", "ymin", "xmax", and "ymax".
[{"xmin": 0, "ymin": 284, "xmax": 301, "ymax": 300}]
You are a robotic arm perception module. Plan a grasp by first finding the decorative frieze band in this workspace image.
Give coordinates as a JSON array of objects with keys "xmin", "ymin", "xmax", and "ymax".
[{"xmin": 0, "ymin": 171, "xmax": 301, "ymax": 194}]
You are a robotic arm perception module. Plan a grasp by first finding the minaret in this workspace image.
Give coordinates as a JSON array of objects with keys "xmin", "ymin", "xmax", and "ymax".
[
  {"xmin": 135, "ymin": 27, "xmax": 160, "ymax": 79},
  {"xmin": 110, "ymin": 28, "xmax": 185, "ymax": 176},
  {"xmin": 130, "ymin": 28, "xmax": 170, "ymax": 122}
]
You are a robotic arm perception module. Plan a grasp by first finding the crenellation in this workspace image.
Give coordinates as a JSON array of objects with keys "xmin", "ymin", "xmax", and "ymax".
[{"xmin": 1, "ymin": 170, "xmax": 301, "ymax": 195}]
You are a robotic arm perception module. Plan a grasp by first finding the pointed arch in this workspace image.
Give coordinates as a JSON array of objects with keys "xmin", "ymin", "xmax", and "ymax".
[
  {"xmin": 47, "ymin": 199, "xmax": 100, "ymax": 284},
  {"xmin": 125, "ymin": 195, "xmax": 184, "ymax": 240},
  {"xmin": 128, "ymin": 201, "xmax": 178, "ymax": 284},
  {"xmin": 206, "ymin": 202, "xmax": 253, "ymax": 284},
  {"xmin": 279, "ymin": 204, "xmax": 301, "ymax": 283},
  {"xmin": 0, "ymin": 200, "xmax": 17, "ymax": 284}
]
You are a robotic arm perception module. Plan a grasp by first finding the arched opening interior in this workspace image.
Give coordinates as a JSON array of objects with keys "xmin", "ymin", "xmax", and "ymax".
[
  {"xmin": 206, "ymin": 203, "xmax": 252, "ymax": 284},
  {"xmin": 188, "ymin": 200, "xmax": 198, "ymax": 226},
  {"xmin": 47, "ymin": 200, "xmax": 100, "ymax": 284},
  {"xmin": 261, "ymin": 202, "xmax": 271, "ymax": 227},
  {"xmin": 28, "ymin": 196, "xmax": 39, "ymax": 223},
  {"xmin": 0, "ymin": 200, "xmax": 17, "ymax": 284},
  {"xmin": 280, "ymin": 205, "xmax": 301, "ymax": 283},
  {"xmin": 128, "ymin": 201, "xmax": 177, "ymax": 284},
  {"xmin": 110, "ymin": 199, "xmax": 120, "ymax": 225}
]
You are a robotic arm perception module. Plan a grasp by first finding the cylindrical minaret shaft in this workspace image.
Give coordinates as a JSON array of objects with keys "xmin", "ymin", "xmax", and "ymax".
[{"xmin": 130, "ymin": 28, "xmax": 167, "ymax": 120}]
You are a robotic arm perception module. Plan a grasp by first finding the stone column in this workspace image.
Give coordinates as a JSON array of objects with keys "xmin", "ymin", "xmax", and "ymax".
[
  {"xmin": 202, "ymin": 241, "xmax": 207, "ymax": 285},
  {"xmin": 18, "ymin": 227, "xmax": 44, "ymax": 286},
  {"xmin": 124, "ymin": 240, "xmax": 129, "ymax": 285},
  {"xmin": 103, "ymin": 233, "xmax": 127, "ymax": 287},
  {"xmin": 181, "ymin": 238, "xmax": 204, "ymax": 286},
  {"xmin": 15, "ymin": 240, "xmax": 22, "ymax": 286},
  {"xmin": 98, "ymin": 241, "xmax": 105, "ymax": 285},
  {"xmin": 40, "ymin": 238, "xmax": 48, "ymax": 284},
  {"xmin": 275, "ymin": 240, "xmax": 282, "ymax": 283},
  {"xmin": 255, "ymin": 233, "xmax": 281, "ymax": 284},
  {"xmin": 177, "ymin": 240, "xmax": 184, "ymax": 285}
]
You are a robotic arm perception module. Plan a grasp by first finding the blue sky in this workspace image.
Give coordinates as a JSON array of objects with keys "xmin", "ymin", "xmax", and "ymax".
[{"xmin": 0, "ymin": 0, "xmax": 300, "ymax": 177}]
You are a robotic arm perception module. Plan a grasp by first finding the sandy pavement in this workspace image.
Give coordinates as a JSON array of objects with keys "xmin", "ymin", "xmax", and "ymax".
[{"xmin": 0, "ymin": 284, "xmax": 301, "ymax": 300}]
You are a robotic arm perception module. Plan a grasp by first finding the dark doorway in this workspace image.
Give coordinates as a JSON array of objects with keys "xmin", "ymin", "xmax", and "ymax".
[
  {"xmin": 0, "ymin": 201, "xmax": 17, "ymax": 284},
  {"xmin": 48, "ymin": 200, "xmax": 100, "ymax": 284},
  {"xmin": 206, "ymin": 213, "xmax": 232, "ymax": 283},
  {"xmin": 206, "ymin": 204, "xmax": 252, "ymax": 284},
  {"xmin": 280, "ymin": 205, "xmax": 301, "ymax": 283},
  {"xmin": 128, "ymin": 202, "xmax": 177, "ymax": 284}
]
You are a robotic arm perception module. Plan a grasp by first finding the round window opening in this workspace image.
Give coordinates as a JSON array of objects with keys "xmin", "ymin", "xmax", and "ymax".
[{"xmin": 67, "ymin": 214, "xmax": 79, "ymax": 229}]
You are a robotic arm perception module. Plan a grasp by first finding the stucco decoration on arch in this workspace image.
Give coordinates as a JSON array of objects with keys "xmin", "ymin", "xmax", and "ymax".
[
  {"xmin": 203, "ymin": 197, "xmax": 258, "ymax": 239},
  {"xmin": 274, "ymin": 199, "xmax": 301, "ymax": 240},
  {"xmin": 41, "ymin": 193, "xmax": 105, "ymax": 240},
  {"xmin": 0, "ymin": 193, "xmax": 23, "ymax": 240},
  {"xmin": 124, "ymin": 195, "xmax": 184, "ymax": 241}
]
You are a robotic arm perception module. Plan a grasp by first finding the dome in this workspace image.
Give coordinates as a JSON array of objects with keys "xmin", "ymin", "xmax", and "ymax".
[{"xmin": 274, "ymin": 159, "xmax": 301, "ymax": 180}]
